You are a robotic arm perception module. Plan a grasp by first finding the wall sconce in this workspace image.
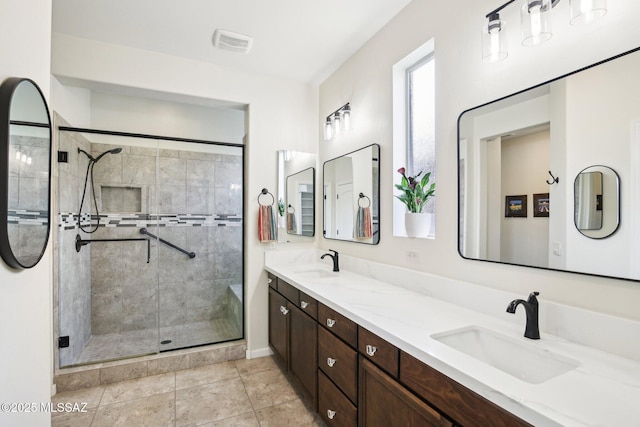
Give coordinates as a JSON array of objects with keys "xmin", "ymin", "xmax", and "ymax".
[
  {"xmin": 323, "ymin": 103, "xmax": 351, "ymax": 141},
  {"xmin": 482, "ymin": 0, "xmax": 607, "ymax": 63}
]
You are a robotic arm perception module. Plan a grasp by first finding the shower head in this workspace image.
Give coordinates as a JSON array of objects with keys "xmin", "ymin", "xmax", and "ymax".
[{"xmin": 93, "ymin": 147, "xmax": 123, "ymax": 163}]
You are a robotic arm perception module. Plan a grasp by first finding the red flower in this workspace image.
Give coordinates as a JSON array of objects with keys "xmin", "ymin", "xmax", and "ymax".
[{"xmin": 397, "ymin": 167, "xmax": 406, "ymax": 175}]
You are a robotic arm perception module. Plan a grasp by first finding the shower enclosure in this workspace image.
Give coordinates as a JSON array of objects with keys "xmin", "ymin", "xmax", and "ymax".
[{"xmin": 56, "ymin": 127, "xmax": 244, "ymax": 367}]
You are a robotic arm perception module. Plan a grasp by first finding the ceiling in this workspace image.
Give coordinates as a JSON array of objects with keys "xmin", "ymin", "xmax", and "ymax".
[{"xmin": 52, "ymin": 0, "xmax": 413, "ymax": 86}]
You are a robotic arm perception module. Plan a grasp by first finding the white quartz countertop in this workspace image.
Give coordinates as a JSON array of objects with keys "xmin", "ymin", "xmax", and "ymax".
[{"xmin": 265, "ymin": 261, "xmax": 640, "ymax": 427}]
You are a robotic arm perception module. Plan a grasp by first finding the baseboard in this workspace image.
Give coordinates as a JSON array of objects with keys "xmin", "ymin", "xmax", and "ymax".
[{"xmin": 246, "ymin": 347, "xmax": 273, "ymax": 359}]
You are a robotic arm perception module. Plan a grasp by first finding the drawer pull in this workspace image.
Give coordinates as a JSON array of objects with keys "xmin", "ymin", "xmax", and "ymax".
[
  {"xmin": 327, "ymin": 357, "xmax": 336, "ymax": 368},
  {"xmin": 301, "ymin": 301, "xmax": 309, "ymax": 309},
  {"xmin": 327, "ymin": 409, "xmax": 336, "ymax": 420},
  {"xmin": 326, "ymin": 318, "xmax": 336, "ymax": 328},
  {"xmin": 366, "ymin": 344, "xmax": 377, "ymax": 356},
  {"xmin": 280, "ymin": 306, "xmax": 289, "ymax": 315},
  {"xmin": 267, "ymin": 278, "xmax": 272, "ymax": 284}
]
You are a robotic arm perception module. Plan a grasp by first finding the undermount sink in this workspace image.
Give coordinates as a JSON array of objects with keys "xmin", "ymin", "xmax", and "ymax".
[
  {"xmin": 293, "ymin": 268, "xmax": 339, "ymax": 279},
  {"xmin": 431, "ymin": 326, "xmax": 580, "ymax": 384}
]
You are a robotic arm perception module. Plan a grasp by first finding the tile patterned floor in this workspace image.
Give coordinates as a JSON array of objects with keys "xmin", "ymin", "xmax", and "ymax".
[
  {"xmin": 72, "ymin": 319, "xmax": 242, "ymax": 366},
  {"xmin": 52, "ymin": 355, "xmax": 326, "ymax": 426}
]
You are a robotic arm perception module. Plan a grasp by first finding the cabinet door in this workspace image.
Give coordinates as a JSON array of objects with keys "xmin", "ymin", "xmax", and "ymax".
[
  {"xmin": 289, "ymin": 302, "xmax": 318, "ymax": 410},
  {"xmin": 268, "ymin": 288, "xmax": 289, "ymax": 368},
  {"xmin": 359, "ymin": 357, "xmax": 452, "ymax": 427}
]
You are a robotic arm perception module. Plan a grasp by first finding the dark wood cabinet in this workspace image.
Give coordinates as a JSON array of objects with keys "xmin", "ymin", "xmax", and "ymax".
[
  {"xmin": 400, "ymin": 352, "xmax": 532, "ymax": 427},
  {"xmin": 268, "ymin": 279, "xmax": 318, "ymax": 410},
  {"xmin": 289, "ymin": 302, "xmax": 318, "ymax": 409},
  {"xmin": 358, "ymin": 327, "xmax": 399, "ymax": 378},
  {"xmin": 268, "ymin": 287, "xmax": 288, "ymax": 367},
  {"xmin": 360, "ymin": 357, "xmax": 453, "ymax": 427},
  {"xmin": 268, "ymin": 271, "xmax": 532, "ymax": 427},
  {"xmin": 318, "ymin": 324, "xmax": 358, "ymax": 404},
  {"xmin": 319, "ymin": 370, "xmax": 358, "ymax": 427}
]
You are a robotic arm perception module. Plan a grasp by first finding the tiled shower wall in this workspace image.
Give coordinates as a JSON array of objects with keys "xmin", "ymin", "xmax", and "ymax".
[
  {"xmin": 87, "ymin": 143, "xmax": 243, "ymax": 335},
  {"xmin": 57, "ymin": 129, "xmax": 93, "ymax": 367},
  {"xmin": 57, "ymin": 131, "xmax": 243, "ymax": 367}
]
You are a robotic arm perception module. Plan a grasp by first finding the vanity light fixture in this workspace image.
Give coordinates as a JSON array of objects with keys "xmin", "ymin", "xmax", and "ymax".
[
  {"xmin": 323, "ymin": 103, "xmax": 351, "ymax": 141},
  {"xmin": 482, "ymin": 0, "xmax": 607, "ymax": 63}
]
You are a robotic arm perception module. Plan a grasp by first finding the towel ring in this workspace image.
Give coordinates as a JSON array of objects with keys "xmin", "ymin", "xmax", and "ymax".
[
  {"xmin": 358, "ymin": 193, "xmax": 371, "ymax": 208},
  {"xmin": 257, "ymin": 188, "xmax": 275, "ymax": 206},
  {"xmin": 287, "ymin": 204, "xmax": 295, "ymax": 213}
]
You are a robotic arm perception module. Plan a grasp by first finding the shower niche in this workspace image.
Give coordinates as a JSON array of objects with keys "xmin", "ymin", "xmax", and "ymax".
[{"xmin": 56, "ymin": 127, "xmax": 244, "ymax": 367}]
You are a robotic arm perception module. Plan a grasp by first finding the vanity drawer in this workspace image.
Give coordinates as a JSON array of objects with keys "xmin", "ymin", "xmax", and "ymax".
[
  {"xmin": 318, "ymin": 303, "xmax": 357, "ymax": 347},
  {"xmin": 318, "ymin": 370, "xmax": 357, "ymax": 427},
  {"xmin": 318, "ymin": 325, "xmax": 358, "ymax": 404},
  {"xmin": 267, "ymin": 272, "xmax": 277, "ymax": 289},
  {"xmin": 299, "ymin": 291, "xmax": 317, "ymax": 320},
  {"xmin": 277, "ymin": 278, "xmax": 300, "ymax": 305},
  {"xmin": 358, "ymin": 327, "xmax": 399, "ymax": 378}
]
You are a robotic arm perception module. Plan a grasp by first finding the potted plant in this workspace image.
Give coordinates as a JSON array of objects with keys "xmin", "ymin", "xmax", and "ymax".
[
  {"xmin": 277, "ymin": 198, "xmax": 286, "ymax": 228},
  {"xmin": 395, "ymin": 167, "xmax": 436, "ymax": 237}
]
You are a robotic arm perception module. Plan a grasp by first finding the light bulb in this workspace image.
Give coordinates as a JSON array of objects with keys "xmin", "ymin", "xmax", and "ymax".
[
  {"xmin": 324, "ymin": 117, "xmax": 333, "ymax": 141},
  {"xmin": 15, "ymin": 150, "xmax": 21, "ymax": 160},
  {"xmin": 570, "ymin": 0, "xmax": 607, "ymax": 25},
  {"xmin": 333, "ymin": 112, "xmax": 342, "ymax": 136},
  {"xmin": 26, "ymin": 156, "xmax": 32, "ymax": 165},
  {"xmin": 521, "ymin": 0, "xmax": 552, "ymax": 47},
  {"xmin": 21, "ymin": 153, "xmax": 27, "ymax": 163},
  {"xmin": 342, "ymin": 106, "xmax": 351, "ymax": 131},
  {"xmin": 482, "ymin": 13, "xmax": 507, "ymax": 63}
]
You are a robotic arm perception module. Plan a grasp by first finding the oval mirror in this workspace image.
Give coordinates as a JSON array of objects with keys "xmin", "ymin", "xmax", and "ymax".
[
  {"xmin": 574, "ymin": 165, "xmax": 619, "ymax": 239},
  {"xmin": 0, "ymin": 78, "xmax": 52, "ymax": 269}
]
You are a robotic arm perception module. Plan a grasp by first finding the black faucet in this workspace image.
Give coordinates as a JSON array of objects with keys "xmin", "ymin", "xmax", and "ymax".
[
  {"xmin": 321, "ymin": 249, "xmax": 339, "ymax": 272},
  {"xmin": 506, "ymin": 291, "xmax": 540, "ymax": 340}
]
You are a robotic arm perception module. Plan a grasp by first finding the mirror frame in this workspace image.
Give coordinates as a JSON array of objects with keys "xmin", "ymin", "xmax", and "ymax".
[
  {"xmin": 323, "ymin": 143, "xmax": 380, "ymax": 245},
  {"xmin": 285, "ymin": 166, "xmax": 315, "ymax": 237},
  {"xmin": 0, "ymin": 77, "xmax": 52, "ymax": 269},
  {"xmin": 457, "ymin": 46, "xmax": 640, "ymax": 282}
]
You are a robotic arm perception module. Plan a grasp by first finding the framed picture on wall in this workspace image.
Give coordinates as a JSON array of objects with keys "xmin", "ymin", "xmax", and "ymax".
[
  {"xmin": 533, "ymin": 193, "xmax": 550, "ymax": 217},
  {"xmin": 505, "ymin": 195, "xmax": 527, "ymax": 217}
]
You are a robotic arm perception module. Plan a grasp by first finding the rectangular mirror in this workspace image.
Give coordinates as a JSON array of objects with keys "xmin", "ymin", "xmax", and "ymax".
[
  {"xmin": 277, "ymin": 150, "xmax": 316, "ymax": 240},
  {"xmin": 323, "ymin": 144, "xmax": 380, "ymax": 244},
  {"xmin": 458, "ymin": 46, "xmax": 640, "ymax": 281}
]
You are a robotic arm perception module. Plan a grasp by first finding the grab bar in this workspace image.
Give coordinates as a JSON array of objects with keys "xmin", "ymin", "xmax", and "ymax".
[
  {"xmin": 140, "ymin": 228, "xmax": 196, "ymax": 258},
  {"xmin": 75, "ymin": 234, "xmax": 151, "ymax": 263}
]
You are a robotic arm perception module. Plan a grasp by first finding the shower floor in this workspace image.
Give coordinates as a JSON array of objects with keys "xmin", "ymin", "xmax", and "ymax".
[{"xmin": 72, "ymin": 318, "xmax": 241, "ymax": 366}]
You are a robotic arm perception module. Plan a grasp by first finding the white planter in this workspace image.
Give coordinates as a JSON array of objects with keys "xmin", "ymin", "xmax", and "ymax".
[{"xmin": 404, "ymin": 212, "xmax": 431, "ymax": 238}]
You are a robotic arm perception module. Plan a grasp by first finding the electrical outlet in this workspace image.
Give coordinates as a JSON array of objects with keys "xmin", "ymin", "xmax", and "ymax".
[{"xmin": 406, "ymin": 251, "xmax": 419, "ymax": 263}]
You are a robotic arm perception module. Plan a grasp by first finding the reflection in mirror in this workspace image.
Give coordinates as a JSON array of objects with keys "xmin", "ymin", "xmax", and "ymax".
[
  {"xmin": 277, "ymin": 150, "xmax": 316, "ymax": 240},
  {"xmin": 574, "ymin": 166, "xmax": 619, "ymax": 239},
  {"xmin": 323, "ymin": 144, "xmax": 380, "ymax": 244},
  {"xmin": 458, "ymin": 46, "xmax": 640, "ymax": 281},
  {"xmin": 286, "ymin": 167, "xmax": 315, "ymax": 236},
  {"xmin": 0, "ymin": 78, "xmax": 52, "ymax": 269}
]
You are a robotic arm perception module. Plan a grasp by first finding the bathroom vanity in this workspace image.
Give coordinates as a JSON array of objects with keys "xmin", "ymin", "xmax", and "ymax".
[{"xmin": 265, "ymin": 250, "xmax": 640, "ymax": 426}]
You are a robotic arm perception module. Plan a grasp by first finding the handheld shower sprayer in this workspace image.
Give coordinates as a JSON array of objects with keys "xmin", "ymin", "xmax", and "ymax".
[{"xmin": 76, "ymin": 146, "xmax": 123, "ymax": 234}]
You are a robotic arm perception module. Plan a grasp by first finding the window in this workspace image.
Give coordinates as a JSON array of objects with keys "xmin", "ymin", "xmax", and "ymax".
[
  {"xmin": 407, "ymin": 54, "xmax": 436, "ymax": 215},
  {"xmin": 392, "ymin": 40, "xmax": 436, "ymax": 238}
]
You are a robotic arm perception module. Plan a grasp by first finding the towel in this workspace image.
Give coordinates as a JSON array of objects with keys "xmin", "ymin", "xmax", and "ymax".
[
  {"xmin": 286, "ymin": 212, "xmax": 297, "ymax": 233},
  {"xmin": 355, "ymin": 206, "xmax": 372, "ymax": 239},
  {"xmin": 258, "ymin": 205, "xmax": 277, "ymax": 242}
]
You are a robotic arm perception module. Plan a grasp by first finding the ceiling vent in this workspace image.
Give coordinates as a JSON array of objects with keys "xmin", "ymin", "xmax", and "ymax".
[{"xmin": 212, "ymin": 29, "xmax": 253, "ymax": 54}]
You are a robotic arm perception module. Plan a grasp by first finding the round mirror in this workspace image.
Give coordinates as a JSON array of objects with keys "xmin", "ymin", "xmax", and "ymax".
[
  {"xmin": 573, "ymin": 165, "xmax": 619, "ymax": 239},
  {"xmin": 0, "ymin": 78, "xmax": 52, "ymax": 269}
]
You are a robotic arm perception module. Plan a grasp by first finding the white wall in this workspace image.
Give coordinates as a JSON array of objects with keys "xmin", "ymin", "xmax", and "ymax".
[
  {"xmin": 0, "ymin": 1, "xmax": 53, "ymax": 426},
  {"xmin": 51, "ymin": 33, "xmax": 318, "ymax": 356},
  {"xmin": 319, "ymin": 0, "xmax": 640, "ymax": 320}
]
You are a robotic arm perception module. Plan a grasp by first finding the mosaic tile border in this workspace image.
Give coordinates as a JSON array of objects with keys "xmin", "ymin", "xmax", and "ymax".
[
  {"xmin": 8, "ymin": 209, "xmax": 49, "ymax": 226},
  {"xmin": 58, "ymin": 212, "xmax": 242, "ymax": 230}
]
